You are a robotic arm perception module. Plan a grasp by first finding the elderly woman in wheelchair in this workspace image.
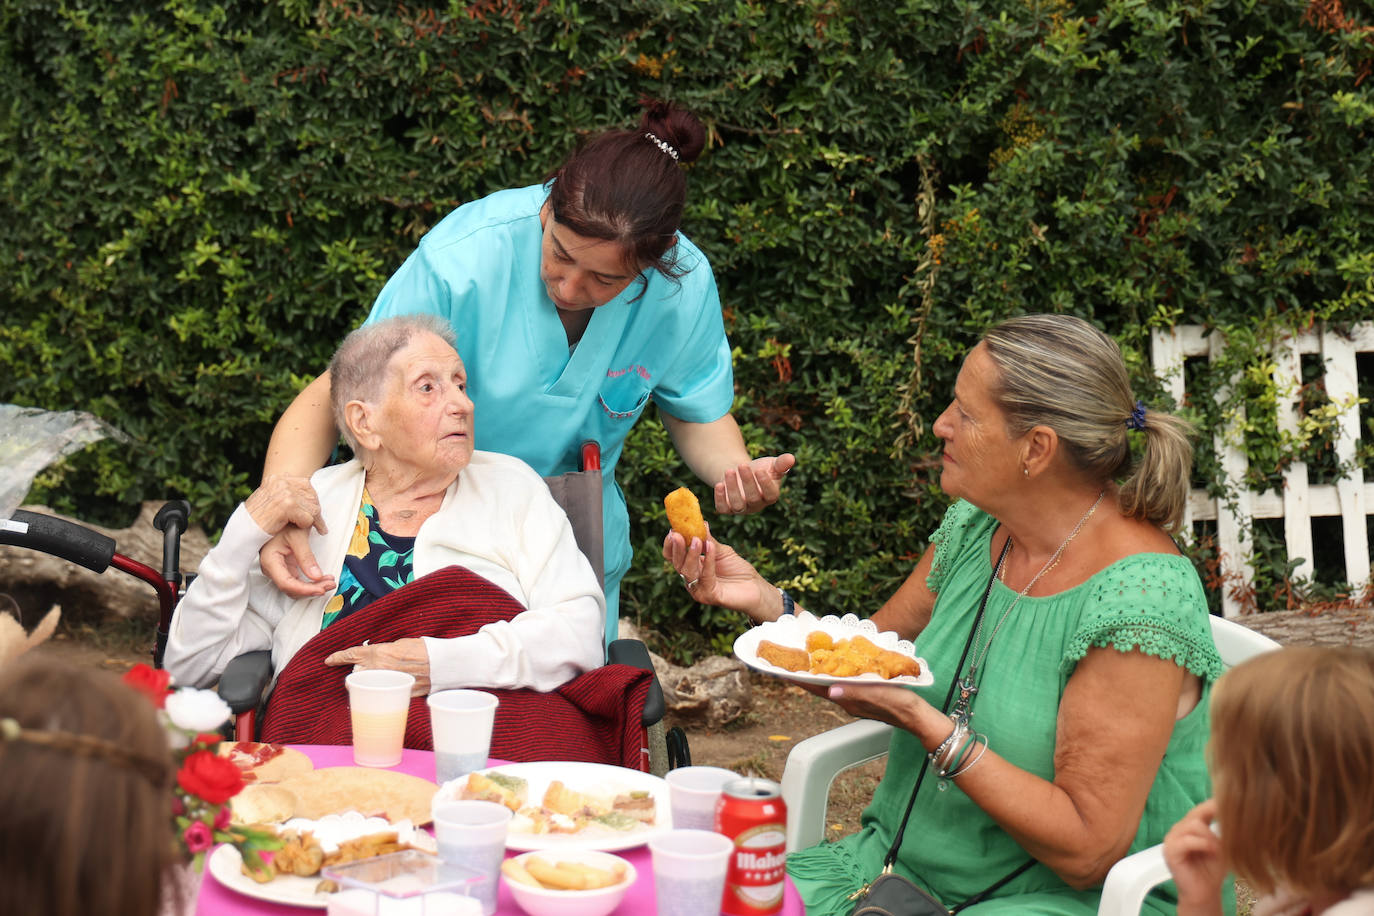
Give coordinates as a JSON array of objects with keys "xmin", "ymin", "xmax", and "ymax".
[
  {"xmin": 665, "ymin": 315, "xmax": 1226, "ymax": 915},
  {"xmin": 164, "ymin": 315, "xmax": 607, "ymax": 740}
]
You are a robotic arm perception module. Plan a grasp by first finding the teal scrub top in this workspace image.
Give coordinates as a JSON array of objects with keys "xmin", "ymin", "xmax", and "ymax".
[{"xmin": 366, "ymin": 184, "xmax": 736, "ymax": 638}]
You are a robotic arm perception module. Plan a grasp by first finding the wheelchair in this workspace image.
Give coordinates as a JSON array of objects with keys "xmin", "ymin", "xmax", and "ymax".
[{"xmin": 0, "ymin": 441, "xmax": 691, "ymax": 774}]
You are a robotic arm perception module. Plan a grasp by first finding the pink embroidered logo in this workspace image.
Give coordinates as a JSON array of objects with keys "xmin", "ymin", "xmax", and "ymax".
[{"xmin": 606, "ymin": 365, "xmax": 652, "ymax": 381}]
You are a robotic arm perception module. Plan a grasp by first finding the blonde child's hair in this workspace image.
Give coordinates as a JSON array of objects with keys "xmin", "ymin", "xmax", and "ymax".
[{"xmin": 1209, "ymin": 646, "xmax": 1374, "ymax": 897}]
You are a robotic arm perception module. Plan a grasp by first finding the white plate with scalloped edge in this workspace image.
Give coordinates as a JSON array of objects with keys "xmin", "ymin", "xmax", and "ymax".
[
  {"xmin": 208, "ymin": 843, "xmax": 331, "ymax": 909},
  {"xmin": 733, "ymin": 611, "xmax": 933, "ymax": 687}
]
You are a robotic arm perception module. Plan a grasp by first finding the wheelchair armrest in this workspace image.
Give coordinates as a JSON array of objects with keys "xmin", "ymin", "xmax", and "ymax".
[
  {"xmin": 217, "ymin": 650, "xmax": 273, "ymax": 715},
  {"xmin": 1097, "ymin": 843, "xmax": 1171, "ymax": 916},
  {"xmin": 780, "ymin": 719, "xmax": 893, "ymax": 852},
  {"xmin": 606, "ymin": 638, "xmax": 664, "ymax": 727}
]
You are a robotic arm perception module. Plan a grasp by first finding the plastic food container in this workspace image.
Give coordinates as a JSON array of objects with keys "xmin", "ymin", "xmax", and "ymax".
[{"xmin": 322, "ymin": 850, "xmax": 483, "ymax": 916}]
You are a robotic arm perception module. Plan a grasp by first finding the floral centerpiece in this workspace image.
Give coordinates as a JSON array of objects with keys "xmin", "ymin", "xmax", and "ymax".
[{"xmin": 123, "ymin": 663, "xmax": 280, "ymax": 875}]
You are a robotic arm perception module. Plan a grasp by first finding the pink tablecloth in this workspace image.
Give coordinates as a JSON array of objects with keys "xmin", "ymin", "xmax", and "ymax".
[{"xmin": 195, "ymin": 745, "xmax": 804, "ymax": 915}]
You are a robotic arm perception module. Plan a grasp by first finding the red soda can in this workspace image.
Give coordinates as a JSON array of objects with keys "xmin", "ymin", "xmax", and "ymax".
[{"xmin": 714, "ymin": 777, "xmax": 787, "ymax": 915}]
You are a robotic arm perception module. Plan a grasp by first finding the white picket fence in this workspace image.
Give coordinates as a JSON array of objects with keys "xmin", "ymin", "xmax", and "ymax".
[{"xmin": 1151, "ymin": 323, "xmax": 1373, "ymax": 618}]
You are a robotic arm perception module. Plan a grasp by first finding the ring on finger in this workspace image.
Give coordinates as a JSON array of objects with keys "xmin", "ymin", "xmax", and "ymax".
[{"xmin": 685, "ymin": 578, "xmax": 700, "ymax": 590}]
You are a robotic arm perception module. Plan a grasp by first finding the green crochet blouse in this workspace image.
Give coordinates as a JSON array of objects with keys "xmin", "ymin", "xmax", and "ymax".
[{"xmin": 787, "ymin": 500, "xmax": 1226, "ymax": 916}]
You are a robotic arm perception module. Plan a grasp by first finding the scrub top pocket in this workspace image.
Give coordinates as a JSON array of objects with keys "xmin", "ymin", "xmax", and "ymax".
[{"xmin": 597, "ymin": 370, "xmax": 651, "ymax": 420}]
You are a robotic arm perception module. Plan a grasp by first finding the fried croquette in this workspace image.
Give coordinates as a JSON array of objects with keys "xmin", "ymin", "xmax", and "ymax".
[
  {"xmin": 664, "ymin": 487, "xmax": 709, "ymax": 543},
  {"xmin": 758, "ymin": 632, "xmax": 922, "ymax": 680},
  {"xmin": 757, "ymin": 639, "xmax": 812, "ymax": 672}
]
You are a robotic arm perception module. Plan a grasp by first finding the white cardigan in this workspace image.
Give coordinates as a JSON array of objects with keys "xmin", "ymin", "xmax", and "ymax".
[{"xmin": 164, "ymin": 452, "xmax": 605, "ymax": 693}]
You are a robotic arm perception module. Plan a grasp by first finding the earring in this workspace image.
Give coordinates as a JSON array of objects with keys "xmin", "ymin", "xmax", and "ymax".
[{"xmin": 1023, "ymin": 466, "xmax": 1030, "ymax": 478}]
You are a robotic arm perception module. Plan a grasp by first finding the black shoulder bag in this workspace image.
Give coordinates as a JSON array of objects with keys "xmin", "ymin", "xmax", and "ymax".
[{"xmin": 848, "ymin": 540, "xmax": 1034, "ymax": 916}]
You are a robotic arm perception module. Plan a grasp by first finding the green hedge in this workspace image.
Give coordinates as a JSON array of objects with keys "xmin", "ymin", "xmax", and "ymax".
[{"xmin": 2, "ymin": 0, "xmax": 1371, "ymax": 657}]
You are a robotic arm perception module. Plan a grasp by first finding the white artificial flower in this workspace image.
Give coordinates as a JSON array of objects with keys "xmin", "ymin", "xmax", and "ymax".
[{"xmin": 164, "ymin": 687, "xmax": 232, "ymax": 734}]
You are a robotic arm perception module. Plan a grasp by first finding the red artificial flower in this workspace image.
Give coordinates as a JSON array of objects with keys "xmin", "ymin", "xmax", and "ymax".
[
  {"xmin": 183, "ymin": 820, "xmax": 214, "ymax": 854},
  {"xmin": 214, "ymin": 806, "xmax": 232, "ymax": 831},
  {"xmin": 194, "ymin": 732, "xmax": 224, "ymax": 749},
  {"xmin": 122, "ymin": 664, "xmax": 172, "ymax": 708},
  {"xmin": 177, "ymin": 750, "xmax": 245, "ymax": 805}
]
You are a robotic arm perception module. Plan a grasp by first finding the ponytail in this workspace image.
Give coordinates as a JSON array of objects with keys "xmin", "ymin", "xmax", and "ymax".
[{"xmin": 1118, "ymin": 409, "xmax": 1195, "ymax": 531}]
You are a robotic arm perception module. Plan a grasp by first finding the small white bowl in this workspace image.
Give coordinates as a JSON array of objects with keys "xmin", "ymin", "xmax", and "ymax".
[{"xmin": 503, "ymin": 849, "xmax": 636, "ymax": 916}]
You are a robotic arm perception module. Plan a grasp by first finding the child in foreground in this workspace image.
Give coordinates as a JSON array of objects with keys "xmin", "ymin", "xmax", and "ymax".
[{"xmin": 1163, "ymin": 646, "xmax": 1374, "ymax": 916}]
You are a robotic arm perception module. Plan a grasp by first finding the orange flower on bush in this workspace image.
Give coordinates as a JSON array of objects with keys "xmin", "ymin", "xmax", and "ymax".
[{"xmin": 177, "ymin": 749, "xmax": 245, "ymax": 805}]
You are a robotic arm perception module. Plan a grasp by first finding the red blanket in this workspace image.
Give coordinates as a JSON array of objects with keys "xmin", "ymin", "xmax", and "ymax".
[{"xmin": 259, "ymin": 566, "xmax": 651, "ymax": 769}]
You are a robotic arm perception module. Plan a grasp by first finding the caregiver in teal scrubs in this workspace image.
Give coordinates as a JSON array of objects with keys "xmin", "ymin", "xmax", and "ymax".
[{"xmin": 258, "ymin": 100, "xmax": 795, "ymax": 641}]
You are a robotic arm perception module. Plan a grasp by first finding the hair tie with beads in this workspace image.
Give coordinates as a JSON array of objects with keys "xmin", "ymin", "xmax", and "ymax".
[
  {"xmin": 643, "ymin": 131, "xmax": 680, "ymax": 161},
  {"xmin": 1126, "ymin": 400, "xmax": 1147, "ymax": 432}
]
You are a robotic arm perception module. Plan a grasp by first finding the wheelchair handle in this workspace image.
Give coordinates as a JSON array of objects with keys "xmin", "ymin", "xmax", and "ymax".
[
  {"xmin": 152, "ymin": 500, "xmax": 190, "ymax": 587},
  {"xmin": 0, "ymin": 509, "xmax": 116, "ymax": 573}
]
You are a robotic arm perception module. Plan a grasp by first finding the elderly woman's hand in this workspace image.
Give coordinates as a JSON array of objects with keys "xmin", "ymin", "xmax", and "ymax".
[
  {"xmin": 662, "ymin": 530, "xmax": 781, "ymax": 622},
  {"xmin": 324, "ymin": 638, "xmax": 432, "ymax": 696},
  {"xmin": 714, "ymin": 454, "xmax": 795, "ymax": 515},
  {"xmin": 245, "ymin": 475, "xmax": 327, "ymax": 537},
  {"xmin": 248, "ymin": 476, "xmax": 336, "ymax": 598},
  {"xmin": 259, "ymin": 526, "xmax": 336, "ymax": 598}
]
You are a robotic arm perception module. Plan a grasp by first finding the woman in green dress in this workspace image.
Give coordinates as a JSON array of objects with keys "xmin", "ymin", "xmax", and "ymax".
[{"xmin": 664, "ymin": 314, "xmax": 1225, "ymax": 914}]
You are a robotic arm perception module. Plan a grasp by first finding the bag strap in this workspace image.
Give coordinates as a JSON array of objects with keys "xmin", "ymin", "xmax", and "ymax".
[
  {"xmin": 949, "ymin": 858, "xmax": 1037, "ymax": 913},
  {"xmin": 881, "ymin": 537, "xmax": 1009, "ymax": 869},
  {"xmin": 878, "ymin": 537, "xmax": 1035, "ymax": 908}
]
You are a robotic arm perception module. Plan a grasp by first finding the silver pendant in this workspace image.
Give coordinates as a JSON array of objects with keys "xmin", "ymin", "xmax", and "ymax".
[{"xmin": 950, "ymin": 677, "xmax": 977, "ymax": 726}]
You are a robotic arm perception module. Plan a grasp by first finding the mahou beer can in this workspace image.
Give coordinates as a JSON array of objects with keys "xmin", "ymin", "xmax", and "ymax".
[{"xmin": 714, "ymin": 777, "xmax": 787, "ymax": 915}]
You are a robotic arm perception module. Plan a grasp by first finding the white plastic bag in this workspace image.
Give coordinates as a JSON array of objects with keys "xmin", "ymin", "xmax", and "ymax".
[{"xmin": 0, "ymin": 405, "xmax": 128, "ymax": 520}]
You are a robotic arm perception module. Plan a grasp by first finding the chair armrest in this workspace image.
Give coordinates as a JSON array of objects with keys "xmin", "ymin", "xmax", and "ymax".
[
  {"xmin": 606, "ymin": 638, "xmax": 664, "ymax": 727},
  {"xmin": 217, "ymin": 650, "xmax": 273, "ymax": 715},
  {"xmin": 1097, "ymin": 844, "xmax": 1171, "ymax": 916},
  {"xmin": 780, "ymin": 719, "xmax": 893, "ymax": 852}
]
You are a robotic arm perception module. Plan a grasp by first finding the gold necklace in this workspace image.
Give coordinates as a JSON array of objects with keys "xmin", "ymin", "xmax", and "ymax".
[{"xmin": 950, "ymin": 489, "xmax": 1107, "ymax": 727}]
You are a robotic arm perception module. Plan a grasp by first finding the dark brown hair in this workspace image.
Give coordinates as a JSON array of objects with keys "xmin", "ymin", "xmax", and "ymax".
[
  {"xmin": 0, "ymin": 655, "xmax": 177, "ymax": 916},
  {"xmin": 545, "ymin": 98, "xmax": 707, "ymax": 288},
  {"xmin": 1210, "ymin": 646, "xmax": 1374, "ymax": 898}
]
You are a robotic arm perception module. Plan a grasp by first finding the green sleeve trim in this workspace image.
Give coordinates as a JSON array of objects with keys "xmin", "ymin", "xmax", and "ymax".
[
  {"xmin": 1064, "ymin": 615, "xmax": 1224, "ymax": 682},
  {"xmin": 925, "ymin": 499, "xmax": 982, "ymax": 596}
]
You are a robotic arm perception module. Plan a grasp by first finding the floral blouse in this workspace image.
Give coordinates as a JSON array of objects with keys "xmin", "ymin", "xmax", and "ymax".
[{"xmin": 321, "ymin": 490, "xmax": 416, "ymax": 629}]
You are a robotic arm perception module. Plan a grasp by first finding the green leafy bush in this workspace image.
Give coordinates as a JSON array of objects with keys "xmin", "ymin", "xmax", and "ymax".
[{"xmin": 2, "ymin": 0, "xmax": 1370, "ymax": 656}]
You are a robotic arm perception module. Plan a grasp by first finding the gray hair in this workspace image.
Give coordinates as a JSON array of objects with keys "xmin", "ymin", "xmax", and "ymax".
[
  {"xmin": 328, "ymin": 314, "xmax": 457, "ymax": 453},
  {"xmin": 981, "ymin": 314, "xmax": 1195, "ymax": 531}
]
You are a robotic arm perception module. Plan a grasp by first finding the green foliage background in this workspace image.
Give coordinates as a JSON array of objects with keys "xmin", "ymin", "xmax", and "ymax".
[{"xmin": 2, "ymin": 0, "xmax": 1371, "ymax": 656}]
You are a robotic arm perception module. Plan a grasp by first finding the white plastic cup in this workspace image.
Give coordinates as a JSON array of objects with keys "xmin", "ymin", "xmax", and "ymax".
[
  {"xmin": 664, "ymin": 765, "xmax": 739, "ymax": 831},
  {"xmin": 433, "ymin": 800, "xmax": 512, "ymax": 916},
  {"xmin": 345, "ymin": 669, "xmax": 415, "ymax": 768},
  {"xmin": 648, "ymin": 828, "xmax": 735, "ymax": 916},
  {"xmin": 428, "ymin": 689, "xmax": 499, "ymax": 784}
]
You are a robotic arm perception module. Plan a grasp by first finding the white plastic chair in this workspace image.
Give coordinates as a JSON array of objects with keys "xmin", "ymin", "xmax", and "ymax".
[
  {"xmin": 777, "ymin": 615, "xmax": 1282, "ymax": 911},
  {"xmin": 1096, "ymin": 616, "xmax": 1279, "ymax": 915}
]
